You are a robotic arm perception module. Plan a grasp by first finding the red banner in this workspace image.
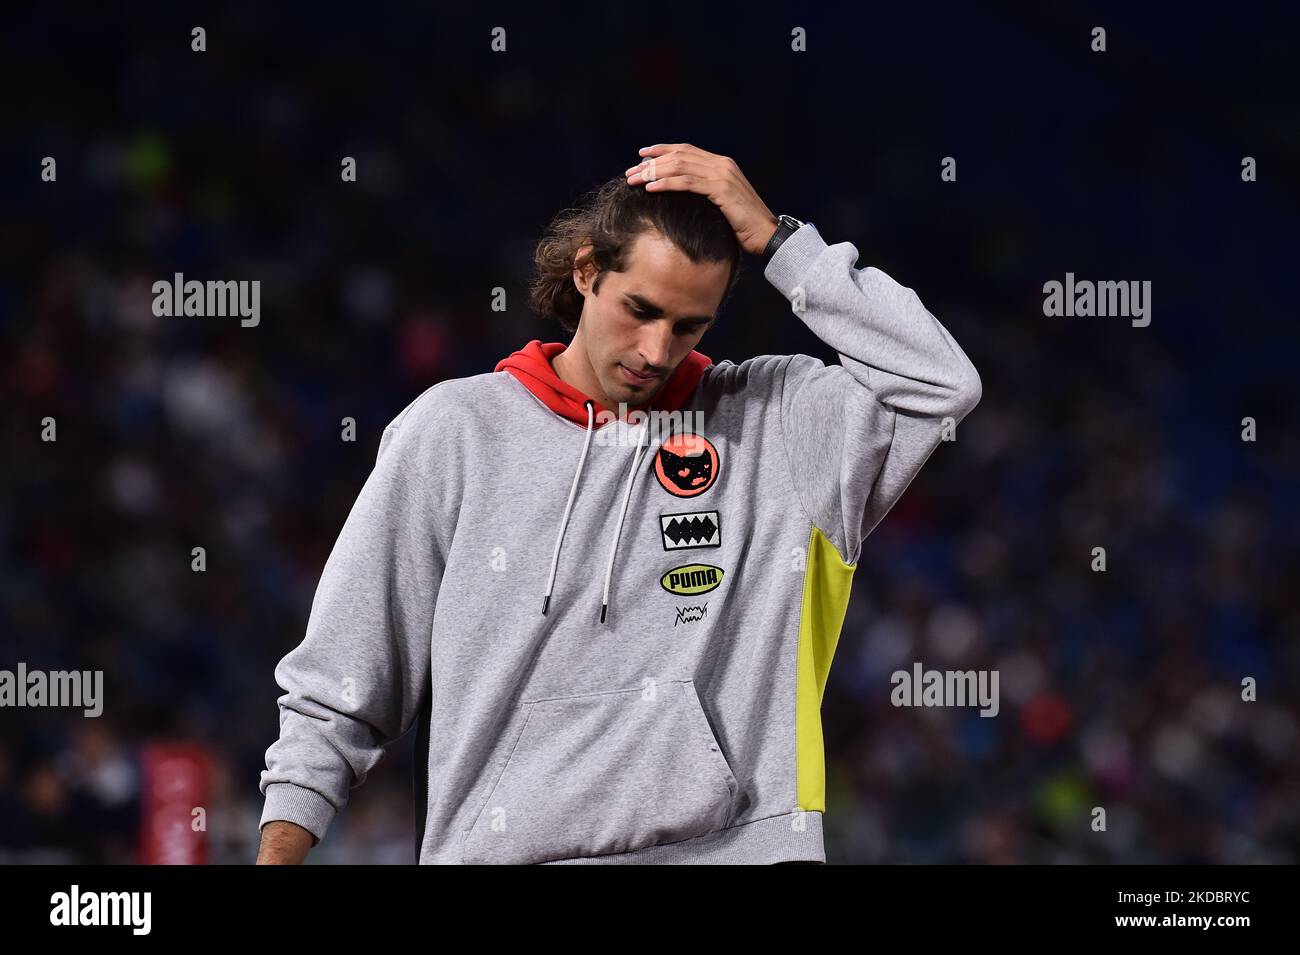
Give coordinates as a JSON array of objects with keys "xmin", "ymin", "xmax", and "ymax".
[{"xmin": 140, "ymin": 743, "xmax": 212, "ymax": 865}]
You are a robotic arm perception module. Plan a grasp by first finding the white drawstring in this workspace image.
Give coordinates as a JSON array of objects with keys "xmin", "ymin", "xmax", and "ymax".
[
  {"xmin": 540, "ymin": 405, "xmax": 657, "ymax": 624},
  {"xmin": 541, "ymin": 400, "xmax": 595, "ymax": 616},
  {"xmin": 601, "ymin": 424, "xmax": 651, "ymax": 624}
]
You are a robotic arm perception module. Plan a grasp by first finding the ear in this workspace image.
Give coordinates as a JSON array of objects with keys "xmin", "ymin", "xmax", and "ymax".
[{"xmin": 572, "ymin": 243, "xmax": 597, "ymax": 295}]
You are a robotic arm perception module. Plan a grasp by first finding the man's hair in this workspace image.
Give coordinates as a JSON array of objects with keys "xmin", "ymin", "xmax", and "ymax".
[{"xmin": 529, "ymin": 175, "xmax": 743, "ymax": 333}]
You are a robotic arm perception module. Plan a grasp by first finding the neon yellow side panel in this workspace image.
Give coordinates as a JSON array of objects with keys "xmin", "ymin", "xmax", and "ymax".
[{"xmin": 795, "ymin": 525, "xmax": 856, "ymax": 812}]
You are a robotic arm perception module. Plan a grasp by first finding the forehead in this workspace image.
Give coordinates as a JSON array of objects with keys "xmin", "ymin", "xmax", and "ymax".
[{"xmin": 616, "ymin": 229, "xmax": 730, "ymax": 312}]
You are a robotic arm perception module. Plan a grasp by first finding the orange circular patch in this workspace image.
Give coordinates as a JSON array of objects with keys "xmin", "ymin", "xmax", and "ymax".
[{"xmin": 654, "ymin": 433, "xmax": 720, "ymax": 498}]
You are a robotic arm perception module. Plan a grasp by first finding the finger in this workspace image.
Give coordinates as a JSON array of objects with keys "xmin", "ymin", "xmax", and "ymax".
[
  {"xmin": 627, "ymin": 148, "xmax": 689, "ymax": 175},
  {"xmin": 642, "ymin": 174, "xmax": 701, "ymax": 193},
  {"xmin": 637, "ymin": 142, "xmax": 707, "ymax": 159},
  {"xmin": 625, "ymin": 155, "xmax": 718, "ymax": 184},
  {"xmin": 624, "ymin": 155, "xmax": 660, "ymax": 182}
]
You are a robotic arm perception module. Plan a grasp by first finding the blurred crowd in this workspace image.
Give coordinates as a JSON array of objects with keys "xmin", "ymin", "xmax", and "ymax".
[{"xmin": 2, "ymin": 4, "xmax": 1296, "ymax": 863}]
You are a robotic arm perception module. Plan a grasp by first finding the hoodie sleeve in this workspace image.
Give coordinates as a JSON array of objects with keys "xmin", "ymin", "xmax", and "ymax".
[
  {"xmin": 258, "ymin": 397, "xmax": 447, "ymax": 845},
  {"xmin": 763, "ymin": 223, "xmax": 982, "ymax": 566}
]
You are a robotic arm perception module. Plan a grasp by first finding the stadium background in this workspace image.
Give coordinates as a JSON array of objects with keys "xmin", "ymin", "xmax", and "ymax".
[{"xmin": 2, "ymin": 3, "xmax": 1297, "ymax": 863}]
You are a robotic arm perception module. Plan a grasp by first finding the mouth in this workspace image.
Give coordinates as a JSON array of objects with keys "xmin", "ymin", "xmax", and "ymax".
[{"xmin": 618, "ymin": 363, "xmax": 661, "ymax": 386}]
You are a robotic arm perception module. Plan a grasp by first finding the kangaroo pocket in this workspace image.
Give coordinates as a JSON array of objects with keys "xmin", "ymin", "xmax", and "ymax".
[{"xmin": 461, "ymin": 679, "xmax": 739, "ymax": 864}]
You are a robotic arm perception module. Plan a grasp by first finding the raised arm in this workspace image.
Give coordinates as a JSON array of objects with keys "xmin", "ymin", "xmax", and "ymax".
[{"xmin": 765, "ymin": 223, "xmax": 981, "ymax": 564}]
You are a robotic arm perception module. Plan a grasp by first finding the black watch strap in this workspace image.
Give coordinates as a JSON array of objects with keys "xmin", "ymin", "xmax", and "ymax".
[{"xmin": 761, "ymin": 214, "xmax": 806, "ymax": 266}]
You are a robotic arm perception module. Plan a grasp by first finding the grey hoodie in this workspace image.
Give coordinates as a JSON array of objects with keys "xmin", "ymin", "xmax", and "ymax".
[{"xmin": 259, "ymin": 222, "xmax": 982, "ymax": 864}]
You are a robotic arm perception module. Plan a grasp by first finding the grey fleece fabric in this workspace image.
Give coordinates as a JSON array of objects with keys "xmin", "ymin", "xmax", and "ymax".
[{"xmin": 259, "ymin": 223, "xmax": 981, "ymax": 864}]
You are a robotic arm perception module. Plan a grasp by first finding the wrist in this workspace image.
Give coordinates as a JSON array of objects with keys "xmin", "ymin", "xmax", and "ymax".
[
  {"xmin": 257, "ymin": 820, "xmax": 314, "ymax": 864},
  {"xmin": 761, "ymin": 214, "xmax": 806, "ymax": 267}
]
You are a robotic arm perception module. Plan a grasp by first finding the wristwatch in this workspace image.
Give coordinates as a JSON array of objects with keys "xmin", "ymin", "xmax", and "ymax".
[{"xmin": 761, "ymin": 214, "xmax": 806, "ymax": 266}]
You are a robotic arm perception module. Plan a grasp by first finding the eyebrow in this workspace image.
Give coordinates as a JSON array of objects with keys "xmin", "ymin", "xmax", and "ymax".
[{"xmin": 624, "ymin": 293, "xmax": 716, "ymax": 324}]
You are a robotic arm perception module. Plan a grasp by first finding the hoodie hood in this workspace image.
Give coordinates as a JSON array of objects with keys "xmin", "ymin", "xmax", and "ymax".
[{"xmin": 495, "ymin": 340, "xmax": 712, "ymax": 427}]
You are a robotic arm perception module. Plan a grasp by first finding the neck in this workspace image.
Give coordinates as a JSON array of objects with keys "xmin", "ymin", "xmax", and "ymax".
[{"xmin": 552, "ymin": 335, "xmax": 646, "ymax": 418}]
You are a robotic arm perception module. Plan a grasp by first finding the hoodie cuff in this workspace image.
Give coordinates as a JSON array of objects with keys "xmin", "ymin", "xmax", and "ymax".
[
  {"xmin": 260, "ymin": 782, "xmax": 336, "ymax": 845},
  {"xmin": 763, "ymin": 222, "xmax": 829, "ymax": 300}
]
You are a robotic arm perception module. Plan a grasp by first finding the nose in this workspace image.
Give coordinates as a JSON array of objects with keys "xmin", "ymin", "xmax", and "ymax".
[{"xmin": 637, "ymin": 320, "xmax": 674, "ymax": 370}]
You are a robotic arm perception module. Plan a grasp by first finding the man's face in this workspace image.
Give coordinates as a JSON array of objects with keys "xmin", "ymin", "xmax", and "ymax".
[{"xmin": 573, "ymin": 229, "xmax": 730, "ymax": 408}]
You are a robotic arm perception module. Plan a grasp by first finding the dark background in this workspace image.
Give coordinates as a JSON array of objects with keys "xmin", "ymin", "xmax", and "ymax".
[{"xmin": 2, "ymin": 2, "xmax": 1297, "ymax": 863}]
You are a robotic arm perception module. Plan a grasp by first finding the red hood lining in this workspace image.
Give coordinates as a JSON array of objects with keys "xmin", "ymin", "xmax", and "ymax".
[{"xmin": 494, "ymin": 340, "xmax": 712, "ymax": 428}]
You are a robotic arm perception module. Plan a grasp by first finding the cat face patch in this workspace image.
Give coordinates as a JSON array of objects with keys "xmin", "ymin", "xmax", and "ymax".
[{"xmin": 654, "ymin": 433, "xmax": 719, "ymax": 498}]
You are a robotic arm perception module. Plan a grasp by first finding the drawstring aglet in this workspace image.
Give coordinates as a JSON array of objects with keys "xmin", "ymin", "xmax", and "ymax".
[
  {"xmin": 541, "ymin": 595, "xmax": 550, "ymax": 616},
  {"xmin": 600, "ymin": 603, "xmax": 608, "ymax": 624}
]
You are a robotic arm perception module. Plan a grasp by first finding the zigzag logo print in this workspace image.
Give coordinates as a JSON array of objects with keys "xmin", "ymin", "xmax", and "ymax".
[
  {"xmin": 674, "ymin": 604, "xmax": 707, "ymax": 627},
  {"xmin": 660, "ymin": 510, "xmax": 721, "ymax": 550}
]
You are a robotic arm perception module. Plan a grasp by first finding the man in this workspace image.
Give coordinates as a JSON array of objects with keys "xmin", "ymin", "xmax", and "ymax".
[{"xmin": 257, "ymin": 143, "xmax": 981, "ymax": 864}]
